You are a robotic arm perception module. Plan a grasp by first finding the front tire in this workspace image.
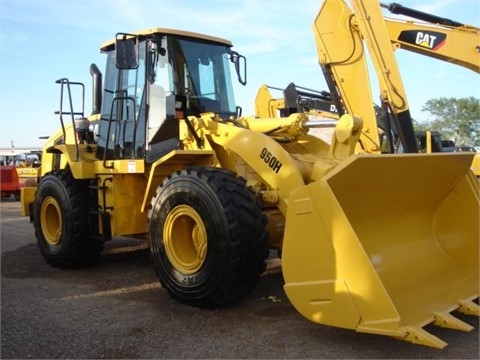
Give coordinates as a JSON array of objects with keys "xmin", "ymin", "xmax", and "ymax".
[
  {"xmin": 33, "ymin": 169, "xmax": 103, "ymax": 268},
  {"xmin": 149, "ymin": 167, "xmax": 268, "ymax": 308}
]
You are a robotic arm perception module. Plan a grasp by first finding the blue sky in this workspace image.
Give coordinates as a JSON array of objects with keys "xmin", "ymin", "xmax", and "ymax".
[{"xmin": 1, "ymin": 0, "xmax": 479, "ymax": 148}]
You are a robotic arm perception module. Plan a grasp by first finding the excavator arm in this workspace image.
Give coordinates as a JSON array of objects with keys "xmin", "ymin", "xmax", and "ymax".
[
  {"xmin": 314, "ymin": 0, "xmax": 480, "ymax": 154},
  {"xmin": 315, "ymin": 0, "xmax": 419, "ymax": 153},
  {"xmin": 382, "ymin": 2, "xmax": 480, "ymax": 73},
  {"xmin": 256, "ymin": 1, "xmax": 478, "ymax": 155}
]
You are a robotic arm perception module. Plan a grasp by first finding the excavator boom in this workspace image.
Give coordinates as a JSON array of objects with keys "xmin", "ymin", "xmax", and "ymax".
[
  {"xmin": 382, "ymin": 3, "xmax": 480, "ymax": 73},
  {"xmin": 314, "ymin": 0, "xmax": 419, "ymax": 152},
  {"xmin": 313, "ymin": 0, "xmax": 480, "ymax": 153}
]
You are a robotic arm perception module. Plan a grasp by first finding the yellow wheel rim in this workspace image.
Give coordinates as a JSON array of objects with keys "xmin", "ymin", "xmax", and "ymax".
[
  {"xmin": 40, "ymin": 196, "xmax": 63, "ymax": 246},
  {"xmin": 163, "ymin": 205, "xmax": 207, "ymax": 274}
]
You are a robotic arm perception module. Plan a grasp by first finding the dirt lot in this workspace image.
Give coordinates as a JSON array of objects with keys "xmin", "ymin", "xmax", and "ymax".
[{"xmin": 1, "ymin": 198, "xmax": 479, "ymax": 359}]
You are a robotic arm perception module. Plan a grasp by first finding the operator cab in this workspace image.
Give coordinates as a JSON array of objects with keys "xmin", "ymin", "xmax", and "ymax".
[{"xmin": 94, "ymin": 28, "xmax": 246, "ymax": 162}]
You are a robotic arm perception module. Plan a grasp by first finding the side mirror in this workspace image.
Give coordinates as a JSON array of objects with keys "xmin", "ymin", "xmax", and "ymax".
[
  {"xmin": 229, "ymin": 50, "xmax": 247, "ymax": 86},
  {"xmin": 115, "ymin": 33, "xmax": 139, "ymax": 70}
]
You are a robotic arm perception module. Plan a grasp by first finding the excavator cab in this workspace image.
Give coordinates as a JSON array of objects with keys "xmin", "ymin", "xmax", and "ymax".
[{"xmin": 94, "ymin": 30, "xmax": 246, "ymax": 162}]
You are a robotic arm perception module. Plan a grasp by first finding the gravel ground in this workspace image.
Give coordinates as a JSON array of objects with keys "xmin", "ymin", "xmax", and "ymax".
[{"xmin": 1, "ymin": 198, "xmax": 479, "ymax": 359}]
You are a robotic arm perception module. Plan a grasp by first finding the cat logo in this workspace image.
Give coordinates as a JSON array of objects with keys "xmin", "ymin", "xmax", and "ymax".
[{"xmin": 398, "ymin": 30, "xmax": 447, "ymax": 51}]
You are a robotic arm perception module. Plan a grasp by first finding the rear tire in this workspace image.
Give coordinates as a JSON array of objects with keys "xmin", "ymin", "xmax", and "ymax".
[
  {"xmin": 33, "ymin": 169, "xmax": 103, "ymax": 268},
  {"xmin": 149, "ymin": 167, "xmax": 268, "ymax": 308}
]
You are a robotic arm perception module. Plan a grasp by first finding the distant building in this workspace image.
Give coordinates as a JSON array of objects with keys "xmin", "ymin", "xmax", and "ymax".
[{"xmin": 0, "ymin": 148, "xmax": 42, "ymax": 165}]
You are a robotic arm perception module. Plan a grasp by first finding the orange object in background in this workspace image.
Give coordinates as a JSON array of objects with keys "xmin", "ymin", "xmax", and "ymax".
[{"xmin": 1, "ymin": 165, "xmax": 21, "ymax": 200}]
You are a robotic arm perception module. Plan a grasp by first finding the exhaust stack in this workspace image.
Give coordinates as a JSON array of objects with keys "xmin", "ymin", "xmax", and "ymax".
[{"xmin": 90, "ymin": 63, "xmax": 102, "ymax": 115}]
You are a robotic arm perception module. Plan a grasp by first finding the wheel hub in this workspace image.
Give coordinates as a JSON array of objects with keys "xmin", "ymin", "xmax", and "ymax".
[
  {"xmin": 163, "ymin": 205, "xmax": 207, "ymax": 274},
  {"xmin": 40, "ymin": 196, "xmax": 63, "ymax": 246}
]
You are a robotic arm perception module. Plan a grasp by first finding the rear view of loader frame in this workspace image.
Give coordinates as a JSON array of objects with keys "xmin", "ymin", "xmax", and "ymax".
[{"xmin": 20, "ymin": 0, "xmax": 478, "ymax": 350}]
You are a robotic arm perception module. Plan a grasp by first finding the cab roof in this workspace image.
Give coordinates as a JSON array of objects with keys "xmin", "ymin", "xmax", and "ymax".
[{"xmin": 100, "ymin": 27, "xmax": 232, "ymax": 51}]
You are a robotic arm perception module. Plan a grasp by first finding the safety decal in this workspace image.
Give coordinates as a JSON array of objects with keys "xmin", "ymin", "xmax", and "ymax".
[{"xmin": 398, "ymin": 30, "xmax": 446, "ymax": 51}]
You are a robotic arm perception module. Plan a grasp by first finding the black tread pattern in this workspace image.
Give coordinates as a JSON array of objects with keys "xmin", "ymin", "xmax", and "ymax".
[
  {"xmin": 34, "ymin": 170, "xmax": 103, "ymax": 268},
  {"xmin": 149, "ymin": 166, "xmax": 269, "ymax": 308}
]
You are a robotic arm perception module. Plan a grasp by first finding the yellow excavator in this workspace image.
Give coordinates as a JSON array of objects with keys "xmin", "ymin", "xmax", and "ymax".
[
  {"xmin": 21, "ymin": 0, "xmax": 478, "ymax": 349},
  {"xmin": 315, "ymin": 0, "xmax": 479, "ymax": 154},
  {"xmin": 257, "ymin": 0, "xmax": 479, "ymax": 159}
]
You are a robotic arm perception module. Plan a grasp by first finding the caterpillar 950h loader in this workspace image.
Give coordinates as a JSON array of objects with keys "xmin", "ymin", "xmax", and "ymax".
[{"xmin": 21, "ymin": 0, "xmax": 478, "ymax": 349}]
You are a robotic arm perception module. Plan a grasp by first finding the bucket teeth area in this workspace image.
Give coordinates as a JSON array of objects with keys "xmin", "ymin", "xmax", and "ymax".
[
  {"xmin": 458, "ymin": 300, "xmax": 480, "ymax": 316},
  {"xmin": 399, "ymin": 299, "xmax": 479, "ymax": 348},
  {"xmin": 402, "ymin": 326, "xmax": 448, "ymax": 349},
  {"xmin": 433, "ymin": 312, "xmax": 473, "ymax": 331}
]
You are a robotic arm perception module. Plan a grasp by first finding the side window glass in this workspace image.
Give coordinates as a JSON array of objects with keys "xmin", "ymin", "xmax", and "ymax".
[{"xmin": 198, "ymin": 58, "xmax": 215, "ymax": 99}]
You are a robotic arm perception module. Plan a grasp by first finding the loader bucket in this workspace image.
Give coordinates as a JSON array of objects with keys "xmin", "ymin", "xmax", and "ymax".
[{"xmin": 282, "ymin": 153, "xmax": 479, "ymax": 348}]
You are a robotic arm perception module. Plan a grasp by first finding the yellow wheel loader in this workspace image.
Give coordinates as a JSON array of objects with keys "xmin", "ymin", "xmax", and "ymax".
[{"xmin": 21, "ymin": 1, "xmax": 478, "ymax": 349}]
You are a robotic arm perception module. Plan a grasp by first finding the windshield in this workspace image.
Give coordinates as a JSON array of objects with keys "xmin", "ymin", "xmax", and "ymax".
[
  {"xmin": 96, "ymin": 34, "xmax": 241, "ymax": 160},
  {"xmin": 167, "ymin": 37, "xmax": 237, "ymax": 117}
]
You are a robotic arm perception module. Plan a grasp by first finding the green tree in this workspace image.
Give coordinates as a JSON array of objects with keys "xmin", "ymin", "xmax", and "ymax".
[{"xmin": 420, "ymin": 97, "xmax": 480, "ymax": 146}]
